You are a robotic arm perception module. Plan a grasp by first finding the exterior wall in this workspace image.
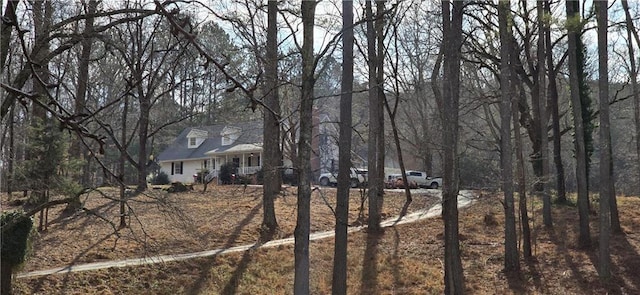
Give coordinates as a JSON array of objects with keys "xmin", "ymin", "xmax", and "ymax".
[{"xmin": 160, "ymin": 160, "xmax": 208, "ymax": 183}]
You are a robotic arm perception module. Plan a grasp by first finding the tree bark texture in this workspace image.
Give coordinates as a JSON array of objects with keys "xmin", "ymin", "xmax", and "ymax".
[
  {"xmin": 294, "ymin": 1, "xmax": 316, "ymax": 293},
  {"xmin": 68, "ymin": 0, "xmax": 97, "ymax": 212},
  {"xmin": 566, "ymin": 0, "xmax": 591, "ymax": 248},
  {"xmin": 1, "ymin": 261, "xmax": 12, "ymax": 295},
  {"xmin": 441, "ymin": 1, "xmax": 465, "ymax": 293},
  {"xmin": 498, "ymin": 0, "xmax": 519, "ymax": 273},
  {"xmin": 332, "ymin": 3, "xmax": 354, "ymax": 294},
  {"xmin": 262, "ymin": 0, "xmax": 280, "ymax": 234},
  {"xmin": 119, "ymin": 95, "xmax": 128, "ymax": 229},
  {"xmin": 596, "ymin": 0, "xmax": 611, "ymax": 279},
  {"xmin": 544, "ymin": 0, "xmax": 566, "ymax": 204},
  {"xmin": 537, "ymin": 0, "xmax": 552, "ymax": 227},
  {"xmin": 0, "ymin": 0, "xmax": 20, "ymax": 74},
  {"xmin": 366, "ymin": 0, "xmax": 383, "ymax": 232},
  {"xmin": 515, "ymin": 84, "xmax": 532, "ymax": 258}
]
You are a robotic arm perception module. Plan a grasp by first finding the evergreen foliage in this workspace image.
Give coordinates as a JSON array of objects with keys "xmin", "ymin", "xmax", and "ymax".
[
  {"xmin": 577, "ymin": 36, "xmax": 596, "ymax": 186},
  {"xmin": 16, "ymin": 120, "xmax": 69, "ymax": 204},
  {"xmin": 1, "ymin": 211, "xmax": 34, "ymax": 269}
]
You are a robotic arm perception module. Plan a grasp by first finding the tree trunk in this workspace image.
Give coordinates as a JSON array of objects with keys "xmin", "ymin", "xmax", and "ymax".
[
  {"xmin": 366, "ymin": 0, "xmax": 383, "ymax": 232},
  {"xmin": 67, "ymin": 0, "xmax": 97, "ymax": 212},
  {"xmin": 119, "ymin": 95, "xmax": 128, "ymax": 229},
  {"xmin": 441, "ymin": 1, "xmax": 465, "ymax": 293},
  {"xmin": 0, "ymin": 0, "xmax": 19, "ymax": 74},
  {"xmin": 566, "ymin": 0, "xmax": 591, "ymax": 248},
  {"xmin": 294, "ymin": 1, "xmax": 316, "ymax": 293},
  {"xmin": 621, "ymin": 0, "xmax": 639, "ymax": 233},
  {"xmin": 515, "ymin": 84, "xmax": 532, "ymax": 258},
  {"xmin": 374, "ymin": 0, "xmax": 386, "ymax": 216},
  {"xmin": 137, "ymin": 93, "xmax": 150, "ymax": 192},
  {"xmin": 387, "ymin": 109, "xmax": 412, "ymax": 213},
  {"xmin": 262, "ymin": 0, "xmax": 280, "ymax": 235},
  {"xmin": 31, "ymin": 0, "xmax": 52, "ymax": 123},
  {"xmin": 7, "ymin": 105, "xmax": 14, "ymax": 195},
  {"xmin": 545, "ymin": 0, "xmax": 566, "ymax": 204},
  {"xmin": 498, "ymin": 0, "xmax": 519, "ymax": 273},
  {"xmin": 596, "ymin": 0, "xmax": 611, "ymax": 279},
  {"xmin": 332, "ymin": 3, "xmax": 353, "ymax": 293},
  {"xmin": 1, "ymin": 261, "xmax": 12, "ymax": 295},
  {"xmin": 537, "ymin": 0, "xmax": 552, "ymax": 227}
]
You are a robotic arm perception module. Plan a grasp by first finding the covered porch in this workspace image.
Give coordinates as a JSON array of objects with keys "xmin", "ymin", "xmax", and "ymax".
[{"xmin": 204, "ymin": 144, "xmax": 262, "ymax": 181}]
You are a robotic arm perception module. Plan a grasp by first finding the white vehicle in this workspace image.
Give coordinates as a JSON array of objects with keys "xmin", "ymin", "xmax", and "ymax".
[
  {"xmin": 318, "ymin": 168, "xmax": 368, "ymax": 188},
  {"xmin": 405, "ymin": 170, "xmax": 442, "ymax": 189}
]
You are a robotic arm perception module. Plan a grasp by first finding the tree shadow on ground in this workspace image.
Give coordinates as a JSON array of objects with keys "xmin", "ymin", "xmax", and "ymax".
[
  {"xmin": 360, "ymin": 229, "xmax": 384, "ymax": 295},
  {"xmin": 544, "ymin": 223, "xmax": 593, "ymax": 294},
  {"xmin": 391, "ymin": 227, "xmax": 402, "ymax": 290},
  {"xmin": 187, "ymin": 200, "xmax": 263, "ymax": 294},
  {"xmin": 587, "ymin": 231, "xmax": 640, "ymax": 294},
  {"xmin": 45, "ymin": 232, "xmax": 117, "ymax": 294}
]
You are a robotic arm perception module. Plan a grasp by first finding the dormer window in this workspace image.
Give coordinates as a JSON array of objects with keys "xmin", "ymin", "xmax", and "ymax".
[
  {"xmin": 222, "ymin": 134, "xmax": 231, "ymax": 146},
  {"xmin": 221, "ymin": 126, "xmax": 241, "ymax": 146},
  {"xmin": 186, "ymin": 129, "xmax": 208, "ymax": 149}
]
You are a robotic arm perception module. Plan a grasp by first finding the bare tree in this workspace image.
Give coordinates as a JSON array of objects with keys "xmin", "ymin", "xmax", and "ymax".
[
  {"xmin": 385, "ymin": 16, "xmax": 413, "ymax": 214},
  {"xmin": 261, "ymin": 0, "xmax": 279, "ymax": 235},
  {"xmin": 440, "ymin": 0, "xmax": 465, "ymax": 293},
  {"xmin": 545, "ymin": 0, "xmax": 567, "ymax": 204},
  {"xmin": 0, "ymin": 0, "xmax": 20, "ymax": 73},
  {"xmin": 566, "ymin": 0, "xmax": 591, "ymax": 248},
  {"xmin": 514, "ymin": 83, "xmax": 532, "ymax": 258},
  {"xmin": 537, "ymin": 0, "xmax": 552, "ymax": 227},
  {"xmin": 332, "ymin": 2, "xmax": 354, "ymax": 293},
  {"xmin": 498, "ymin": 0, "xmax": 519, "ymax": 273},
  {"xmin": 67, "ymin": 0, "xmax": 99, "ymax": 212},
  {"xmin": 596, "ymin": 0, "xmax": 611, "ymax": 279},
  {"xmin": 294, "ymin": 1, "xmax": 316, "ymax": 293},
  {"xmin": 366, "ymin": 0, "xmax": 384, "ymax": 232}
]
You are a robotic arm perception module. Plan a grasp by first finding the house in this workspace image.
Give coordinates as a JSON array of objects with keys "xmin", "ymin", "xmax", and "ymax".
[
  {"xmin": 156, "ymin": 113, "xmax": 367, "ymax": 184},
  {"xmin": 315, "ymin": 113, "xmax": 367, "ymax": 174},
  {"xmin": 156, "ymin": 121, "xmax": 264, "ymax": 183}
]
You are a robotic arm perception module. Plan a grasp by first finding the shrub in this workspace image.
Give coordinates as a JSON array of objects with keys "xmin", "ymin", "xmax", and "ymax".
[
  {"xmin": 1, "ymin": 211, "xmax": 36, "ymax": 295},
  {"xmin": 194, "ymin": 170, "xmax": 209, "ymax": 184},
  {"xmin": 219, "ymin": 163, "xmax": 238, "ymax": 184},
  {"xmin": 255, "ymin": 168, "xmax": 264, "ymax": 185},
  {"xmin": 1, "ymin": 211, "xmax": 34, "ymax": 269},
  {"xmin": 152, "ymin": 171, "xmax": 170, "ymax": 185}
]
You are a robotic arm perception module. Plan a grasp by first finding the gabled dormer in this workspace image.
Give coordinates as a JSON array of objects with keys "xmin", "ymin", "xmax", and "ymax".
[
  {"xmin": 186, "ymin": 128, "xmax": 208, "ymax": 149},
  {"xmin": 221, "ymin": 126, "xmax": 241, "ymax": 146}
]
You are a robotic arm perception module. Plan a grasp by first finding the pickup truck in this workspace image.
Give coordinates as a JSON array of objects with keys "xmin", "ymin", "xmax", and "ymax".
[
  {"xmin": 405, "ymin": 170, "xmax": 442, "ymax": 189},
  {"xmin": 318, "ymin": 168, "xmax": 368, "ymax": 188}
]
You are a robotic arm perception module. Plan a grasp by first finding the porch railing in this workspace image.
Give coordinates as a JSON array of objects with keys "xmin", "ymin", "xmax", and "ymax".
[{"xmin": 206, "ymin": 166, "xmax": 261, "ymax": 181}]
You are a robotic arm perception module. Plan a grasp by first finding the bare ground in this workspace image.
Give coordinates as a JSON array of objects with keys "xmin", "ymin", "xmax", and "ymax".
[{"xmin": 3, "ymin": 185, "xmax": 640, "ymax": 294}]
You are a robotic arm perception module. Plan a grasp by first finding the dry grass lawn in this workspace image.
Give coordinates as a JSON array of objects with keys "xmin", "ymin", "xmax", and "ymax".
[{"xmin": 3, "ymin": 184, "xmax": 640, "ymax": 294}]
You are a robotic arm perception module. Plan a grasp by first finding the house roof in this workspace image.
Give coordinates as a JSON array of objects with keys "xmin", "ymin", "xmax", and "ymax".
[{"xmin": 157, "ymin": 121, "xmax": 263, "ymax": 162}]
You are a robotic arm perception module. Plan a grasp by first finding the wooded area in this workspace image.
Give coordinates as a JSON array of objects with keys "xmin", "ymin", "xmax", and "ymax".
[{"xmin": 2, "ymin": 0, "xmax": 640, "ymax": 293}]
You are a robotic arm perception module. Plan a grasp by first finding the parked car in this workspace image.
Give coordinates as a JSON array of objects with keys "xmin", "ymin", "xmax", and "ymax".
[
  {"xmin": 318, "ymin": 168, "xmax": 368, "ymax": 188},
  {"xmin": 404, "ymin": 170, "xmax": 442, "ymax": 189},
  {"xmin": 385, "ymin": 174, "xmax": 418, "ymax": 189}
]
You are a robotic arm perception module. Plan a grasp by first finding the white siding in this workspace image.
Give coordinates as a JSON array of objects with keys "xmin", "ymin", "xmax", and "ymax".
[{"xmin": 160, "ymin": 160, "xmax": 208, "ymax": 183}]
